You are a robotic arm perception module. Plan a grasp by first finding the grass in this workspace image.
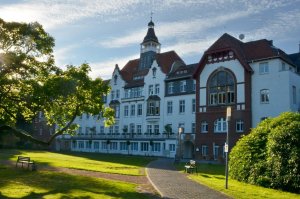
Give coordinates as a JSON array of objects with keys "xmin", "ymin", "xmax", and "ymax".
[
  {"xmin": 177, "ymin": 163, "xmax": 300, "ymax": 199},
  {"xmin": 0, "ymin": 166, "xmax": 151, "ymax": 199},
  {"xmin": 0, "ymin": 149, "xmax": 155, "ymax": 175}
]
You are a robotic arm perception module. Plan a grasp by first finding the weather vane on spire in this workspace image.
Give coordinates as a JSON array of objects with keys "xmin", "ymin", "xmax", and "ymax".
[{"xmin": 150, "ymin": 11, "xmax": 154, "ymax": 21}]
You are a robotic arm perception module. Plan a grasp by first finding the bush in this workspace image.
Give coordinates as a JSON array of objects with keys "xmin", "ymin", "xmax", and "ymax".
[{"xmin": 229, "ymin": 112, "xmax": 300, "ymax": 193}]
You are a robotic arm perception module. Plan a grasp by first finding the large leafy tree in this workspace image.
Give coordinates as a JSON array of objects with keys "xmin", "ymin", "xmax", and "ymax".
[{"xmin": 0, "ymin": 18, "xmax": 114, "ymax": 145}]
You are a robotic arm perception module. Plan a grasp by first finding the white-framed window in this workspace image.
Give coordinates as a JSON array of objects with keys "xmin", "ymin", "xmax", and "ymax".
[
  {"xmin": 72, "ymin": 141, "xmax": 77, "ymax": 148},
  {"xmin": 131, "ymin": 142, "xmax": 138, "ymax": 151},
  {"xmin": 129, "ymin": 123, "xmax": 135, "ymax": 134},
  {"xmin": 152, "ymin": 143, "xmax": 161, "ymax": 152},
  {"xmin": 213, "ymin": 145, "xmax": 219, "ymax": 160},
  {"xmin": 180, "ymin": 80, "xmax": 186, "ymax": 92},
  {"xmin": 137, "ymin": 104, "xmax": 143, "ymax": 116},
  {"xmin": 155, "ymin": 84, "xmax": 160, "ymax": 94},
  {"xmin": 292, "ymin": 86, "xmax": 297, "ymax": 104},
  {"xmin": 114, "ymin": 75, "xmax": 118, "ymax": 85},
  {"xmin": 280, "ymin": 62, "xmax": 287, "ymax": 71},
  {"xmin": 131, "ymin": 104, "xmax": 135, "ymax": 116},
  {"xmin": 192, "ymin": 123, "xmax": 196, "ymax": 134},
  {"xmin": 114, "ymin": 105, "xmax": 120, "ymax": 118},
  {"xmin": 236, "ymin": 120, "xmax": 244, "ymax": 132},
  {"xmin": 193, "ymin": 80, "xmax": 196, "ymax": 91},
  {"xmin": 141, "ymin": 142, "xmax": 149, "ymax": 151},
  {"xmin": 78, "ymin": 127, "xmax": 82, "ymax": 135},
  {"xmin": 110, "ymin": 142, "xmax": 118, "ymax": 150},
  {"xmin": 169, "ymin": 144, "xmax": 176, "ymax": 152},
  {"xmin": 78, "ymin": 141, "xmax": 84, "ymax": 149},
  {"xmin": 179, "ymin": 100, "xmax": 185, "ymax": 113},
  {"xmin": 86, "ymin": 141, "xmax": 91, "ymax": 149},
  {"xmin": 214, "ymin": 118, "xmax": 227, "ymax": 133},
  {"xmin": 85, "ymin": 127, "xmax": 89, "ymax": 135},
  {"xmin": 147, "ymin": 125, "xmax": 152, "ymax": 134},
  {"xmin": 167, "ymin": 101, "xmax": 173, "ymax": 114},
  {"xmin": 109, "ymin": 126, "xmax": 113, "ymax": 134},
  {"xmin": 149, "ymin": 85, "xmax": 153, "ymax": 95},
  {"xmin": 114, "ymin": 125, "xmax": 119, "ymax": 134},
  {"xmin": 154, "ymin": 125, "xmax": 159, "ymax": 134},
  {"xmin": 116, "ymin": 90, "xmax": 120, "ymax": 99},
  {"xmin": 100, "ymin": 126, "xmax": 104, "ymax": 134},
  {"xmin": 201, "ymin": 121, "xmax": 208, "ymax": 133},
  {"xmin": 260, "ymin": 89, "xmax": 269, "ymax": 104},
  {"xmin": 202, "ymin": 145, "xmax": 208, "ymax": 157},
  {"xmin": 259, "ymin": 62, "xmax": 269, "ymax": 74},
  {"xmin": 94, "ymin": 141, "xmax": 99, "ymax": 149},
  {"xmin": 137, "ymin": 125, "xmax": 142, "ymax": 134},
  {"xmin": 111, "ymin": 91, "xmax": 115, "ymax": 100},
  {"xmin": 168, "ymin": 82, "xmax": 174, "ymax": 94},
  {"xmin": 120, "ymin": 142, "xmax": 128, "ymax": 151},
  {"xmin": 147, "ymin": 100, "xmax": 160, "ymax": 116},
  {"xmin": 192, "ymin": 99, "xmax": 196, "ymax": 113},
  {"xmin": 124, "ymin": 105, "xmax": 129, "ymax": 116},
  {"xmin": 101, "ymin": 141, "xmax": 108, "ymax": 150}
]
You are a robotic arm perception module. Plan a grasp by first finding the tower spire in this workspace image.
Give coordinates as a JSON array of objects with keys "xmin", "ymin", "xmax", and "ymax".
[{"xmin": 150, "ymin": 11, "xmax": 153, "ymax": 21}]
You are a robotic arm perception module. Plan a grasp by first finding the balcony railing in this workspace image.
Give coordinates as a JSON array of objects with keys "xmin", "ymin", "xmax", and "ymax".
[{"xmin": 65, "ymin": 133, "xmax": 178, "ymax": 140}]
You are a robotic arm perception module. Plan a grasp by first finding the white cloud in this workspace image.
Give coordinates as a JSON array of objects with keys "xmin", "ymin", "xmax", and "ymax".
[
  {"xmin": 0, "ymin": 0, "xmax": 140, "ymax": 29},
  {"xmin": 98, "ymin": 1, "xmax": 281, "ymax": 49},
  {"xmin": 53, "ymin": 44, "xmax": 81, "ymax": 69},
  {"xmin": 89, "ymin": 54, "xmax": 139, "ymax": 80}
]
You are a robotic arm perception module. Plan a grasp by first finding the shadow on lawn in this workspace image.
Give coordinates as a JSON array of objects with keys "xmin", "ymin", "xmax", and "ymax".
[
  {"xmin": 0, "ymin": 167, "xmax": 153, "ymax": 199},
  {"xmin": 57, "ymin": 150, "xmax": 156, "ymax": 167}
]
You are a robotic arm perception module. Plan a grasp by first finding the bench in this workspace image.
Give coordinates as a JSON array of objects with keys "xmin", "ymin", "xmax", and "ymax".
[
  {"xmin": 184, "ymin": 160, "xmax": 197, "ymax": 173},
  {"xmin": 16, "ymin": 156, "xmax": 36, "ymax": 171}
]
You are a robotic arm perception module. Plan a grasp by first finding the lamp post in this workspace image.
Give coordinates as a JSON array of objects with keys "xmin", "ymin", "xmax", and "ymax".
[
  {"xmin": 178, "ymin": 127, "xmax": 183, "ymax": 160},
  {"xmin": 225, "ymin": 106, "xmax": 231, "ymax": 189}
]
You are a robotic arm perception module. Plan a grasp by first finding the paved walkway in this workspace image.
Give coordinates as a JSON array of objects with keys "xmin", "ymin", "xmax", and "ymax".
[{"xmin": 146, "ymin": 158, "xmax": 229, "ymax": 199}]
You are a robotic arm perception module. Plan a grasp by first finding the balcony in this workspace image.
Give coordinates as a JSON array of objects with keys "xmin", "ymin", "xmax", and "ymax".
[{"xmin": 65, "ymin": 133, "xmax": 177, "ymax": 140}]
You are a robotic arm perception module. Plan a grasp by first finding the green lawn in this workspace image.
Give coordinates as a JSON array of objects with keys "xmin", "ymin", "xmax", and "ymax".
[
  {"xmin": 0, "ymin": 149, "xmax": 154, "ymax": 175},
  {"xmin": 0, "ymin": 165, "xmax": 151, "ymax": 199},
  {"xmin": 178, "ymin": 163, "xmax": 300, "ymax": 199}
]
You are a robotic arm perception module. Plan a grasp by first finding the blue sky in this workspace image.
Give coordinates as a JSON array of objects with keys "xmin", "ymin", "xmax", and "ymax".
[{"xmin": 0, "ymin": 0, "xmax": 300, "ymax": 79}]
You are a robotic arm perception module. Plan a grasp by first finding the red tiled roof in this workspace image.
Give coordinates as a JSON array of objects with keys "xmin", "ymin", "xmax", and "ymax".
[
  {"xmin": 194, "ymin": 33, "xmax": 295, "ymax": 77},
  {"xmin": 120, "ymin": 51, "xmax": 183, "ymax": 85},
  {"xmin": 156, "ymin": 51, "xmax": 184, "ymax": 74}
]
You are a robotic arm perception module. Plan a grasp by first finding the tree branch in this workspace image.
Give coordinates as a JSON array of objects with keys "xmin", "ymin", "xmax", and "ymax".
[{"xmin": 46, "ymin": 105, "xmax": 80, "ymax": 144}]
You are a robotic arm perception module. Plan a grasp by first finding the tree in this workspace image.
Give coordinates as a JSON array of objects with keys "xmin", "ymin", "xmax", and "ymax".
[
  {"xmin": 164, "ymin": 124, "xmax": 173, "ymax": 138},
  {"xmin": 229, "ymin": 112, "xmax": 300, "ymax": 193},
  {"xmin": 0, "ymin": 18, "xmax": 114, "ymax": 145}
]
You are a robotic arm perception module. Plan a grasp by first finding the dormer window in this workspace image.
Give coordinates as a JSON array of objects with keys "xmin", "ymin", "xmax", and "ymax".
[
  {"xmin": 114, "ymin": 75, "xmax": 118, "ymax": 85},
  {"xmin": 152, "ymin": 67, "xmax": 157, "ymax": 78}
]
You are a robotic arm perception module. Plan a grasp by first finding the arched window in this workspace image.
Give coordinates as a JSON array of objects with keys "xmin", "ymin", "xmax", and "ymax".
[{"xmin": 208, "ymin": 70, "xmax": 235, "ymax": 105}]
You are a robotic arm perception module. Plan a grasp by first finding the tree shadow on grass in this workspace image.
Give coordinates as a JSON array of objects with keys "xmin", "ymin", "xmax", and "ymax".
[
  {"xmin": 0, "ymin": 167, "xmax": 153, "ymax": 199},
  {"xmin": 58, "ymin": 151, "xmax": 156, "ymax": 167}
]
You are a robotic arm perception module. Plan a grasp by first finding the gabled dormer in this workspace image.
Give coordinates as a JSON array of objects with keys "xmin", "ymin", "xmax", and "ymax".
[{"xmin": 139, "ymin": 20, "xmax": 161, "ymax": 70}]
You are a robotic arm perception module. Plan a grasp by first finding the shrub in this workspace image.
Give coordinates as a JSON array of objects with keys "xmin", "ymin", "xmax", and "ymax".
[{"xmin": 229, "ymin": 112, "xmax": 300, "ymax": 193}]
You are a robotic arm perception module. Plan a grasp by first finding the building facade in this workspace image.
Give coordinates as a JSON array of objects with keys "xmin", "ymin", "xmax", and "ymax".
[
  {"xmin": 57, "ymin": 20, "xmax": 196, "ymax": 158},
  {"xmin": 193, "ymin": 33, "xmax": 300, "ymax": 161},
  {"xmin": 56, "ymin": 22, "xmax": 300, "ymax": 161}
]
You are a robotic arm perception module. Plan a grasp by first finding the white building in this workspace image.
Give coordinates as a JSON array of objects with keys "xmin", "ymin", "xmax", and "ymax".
[
  {"xmin": 58, "ymin": 20, "xmax": 196, "ymax": 158},
  {"xmin": 56, "ymin": 25, "xmax": 300, "ymax": 161}
]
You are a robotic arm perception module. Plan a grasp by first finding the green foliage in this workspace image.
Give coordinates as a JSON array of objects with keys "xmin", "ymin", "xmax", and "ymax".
[
  {"xmin": 0, "ymin": 18, "xmax": 114, "ymax": 145},
  {"xmin": 229, "ymin": 112, "xmax": 300, "ymax": 193}
]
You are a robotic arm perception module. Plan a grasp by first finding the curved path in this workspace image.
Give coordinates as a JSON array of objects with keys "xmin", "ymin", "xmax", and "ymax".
[{"xmin": 146, "ymin": 158, "xmax": 230, "ymax": 199}]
